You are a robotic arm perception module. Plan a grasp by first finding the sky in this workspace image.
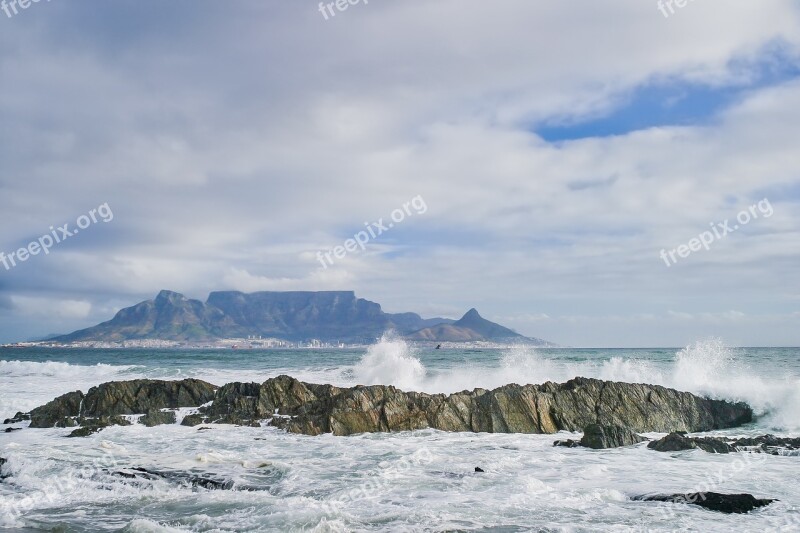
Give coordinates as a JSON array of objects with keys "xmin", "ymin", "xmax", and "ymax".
[{"xmin": 1, "ymin": 0, "xmax": 799, "ymax": 347}]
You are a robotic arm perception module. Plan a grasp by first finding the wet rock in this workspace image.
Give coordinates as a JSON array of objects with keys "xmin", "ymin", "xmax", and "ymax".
[
  {"xmin": 0, "ymin": 457, "xmax": 8, "ymax": 480},
  {"xmin": 474, "ymin": 467, "xmax": 485, "ymax": 472},
  {"xmin": 108, "ymin": 467, "xmax": 243, "ymax": 490},
  {"xmin": 4, "ymin": 428, "xmax": 22, "ymax": 433},
  {"xmin": 580, "ymin": 423, "xmax": 646, "ymax": 449},
  {"xmin": 3, "ymin": 412, "xmax": 30, "ymax": 424},
  {"xmin": 29, "ymin": 391, "xmax": 84, "ymax": 428},
  {"xmin": 28, "ymin": 379, "xmax": 217, "ymax": 429},
  {"xmin": 732, "ymin": 434, "xmax": 800, "ymax": 455},
  {"xmin": 26, "ymin": 375, "xmax": 754, "ymax": 437},
  {"xmin": 140, "ymin": 410, "xmax": 177, "ymax": 427},
  {"xmin": 648, "ymin": 433, "xmax": 733, "ymax": 454},
  {"xmin": 634, "ymin": 492, "xmax": 776, "ymax": 514},
  {"xmin": 67, "ymin": 416, "xmax": 132, "ymax": 437},
  {"xmin": 553, "ymin": 439, "xmax": 581, "ymax": 448}
]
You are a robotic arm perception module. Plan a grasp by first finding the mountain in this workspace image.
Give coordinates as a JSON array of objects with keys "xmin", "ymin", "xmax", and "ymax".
[
  {"xmin": 53, "ymin": 290, "xmax": 456, "ymax": 344},
  {"xmin": 406, "ymin": 308, "xmax": 551, "ymax": 345}
]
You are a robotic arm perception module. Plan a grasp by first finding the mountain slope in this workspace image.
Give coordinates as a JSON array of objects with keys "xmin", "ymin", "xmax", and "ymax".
[
  {"xmin": 405, "ymin": 308, "xmax": 550, "ymax": 344},
  {"xmin": 53, "ymin": 290, "xmax": 454, "ymax": 343}
]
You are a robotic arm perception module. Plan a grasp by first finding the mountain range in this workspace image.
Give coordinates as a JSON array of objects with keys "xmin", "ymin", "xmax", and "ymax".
[{"xmin": 52, "ymin": 290, "xmax": 553, "ymax": 345}]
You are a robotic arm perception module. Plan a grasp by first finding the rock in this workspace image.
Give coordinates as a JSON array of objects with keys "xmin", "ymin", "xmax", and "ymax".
[
  {"xmin": 647, "ymin": 433, "xmax": 733, "ymax": 454},
  {"xmin": 4, "ymin": 428, "xmax": 22, "ymax": 433},
  {"xmin": 474, "ymin": 467, "xmax": 485, "ymax": 472},
  {"xmin": 0, "ymin": 457, "xmax": 8, "ymax": 480},
  {"xmin": 3, "ymin": 412, "xmax": 30, "ymax": 424},
  {"xmin": 634, "ymin": 493, "xmax": 776, "ymax": 514},
  {"xmin": 28, "ymin": 379, "xmax": 217, "ymax": 429},
  {"xmin": 29, "ymin": 391, "xmax": 84, "ymax": 428},
  {"xmin": 140, "ymin": 410, "xmax": 177, "ymax": 427},
  {"xmin": 553, "ymin": 439, "xmax": 581, "ymax": 448},
  {"xmin": 25, "ymin": 375, "xmax": 754, "ymax": 437},
  {"xmin": 67, "ymin": 416, "xmax": 132, "ymax": 437},
  {"xmin": 580, "ymin": 424, "xmax": 646, "ymax": 449},
  {"xmin": 732, "ymin": 434, "xmax": 800, "ymax": 455}
]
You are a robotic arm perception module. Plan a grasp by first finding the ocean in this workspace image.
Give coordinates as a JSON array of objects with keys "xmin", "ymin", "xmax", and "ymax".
[{"xmin": 1, "ymin": 339, "xmax": 798, "ymax": 532}]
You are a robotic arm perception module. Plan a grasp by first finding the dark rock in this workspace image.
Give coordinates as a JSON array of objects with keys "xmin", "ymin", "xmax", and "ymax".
[
  {"xmin": 181, "ymin": 413, "xmax": 208, "ymax": 427},
  {"xmin": 0, "ymin": 457, "xmax": 8, "ymax": 480},
  {"xmin": 29, "ymin": 391, "xmax": 84, "ymax": 428},
  {"xmin": 3, "ymin": 412, "xmax": 30, "ymax": 424},
  {"xmin": 634, "ymin": 492, "xmax": 776, "ymax": 514},
  {"xmin": 648, "ymin": 432, "xmax": 733, "ymax": 454},
  {"xmin": 4, "ymin": 428, "xmax": 22, "ymax": 433},
  {"xmin": 553, "ymin": 439, "xmax": 581, "ymax": 448},
  {"xmin": 25, "ymin": 375, "xmax": 754, "ymax": 437},
  {"xmin": 108, "ymin": 467, "xmax": 239, "ymax": 490},
  {"xmin": 474, "ymin": 467, "xmax": 484, "ymax": 472},
  {"xmin": 28, "ymin": 379, "xmax": 217, "ymax": 429},
  {"xmin": 67, "ymin": 416, "xmax": 132, "ymax": 437},
  {"xmin": 580, "ymin": 423, "xmax": 646, "ymax": 449},
  {"xmin": 140, "ymin": 410, "xmax": 177, "ymax": 427}
]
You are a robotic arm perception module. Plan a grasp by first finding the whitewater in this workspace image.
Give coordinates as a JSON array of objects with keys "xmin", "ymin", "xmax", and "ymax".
[{"xmin": 1, "ymin": 340, "xmax": 798, "ymax": 531}]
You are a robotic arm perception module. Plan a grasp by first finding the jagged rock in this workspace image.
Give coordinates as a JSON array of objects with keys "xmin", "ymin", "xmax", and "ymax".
[
  {"xmin": 199, "ymin": 375, "xmax": 752, "ymax": 436},
  {"xmin": 28, "ymin": 379, "xmax": 217, "ymax": 428},
  {"xmin": 4, "ymin": 428, "xmax": 22, "ymax": 433},
  {"xmin": 634, "ymin": 493, "xmax": 776, "ymax": 514},
  {"xmin": 647, "ymin": 432, "xmax": 734, "ymax": 453},
  {"xmin": 649, "ymin": 432, "xmax": 799, "ymax": 455},
  {"xmin": 580, "ymin": 423, "xmax": 646, "ymax": 449},
  {"xmin": 24, "ymin": 375, "xmax": 754, "ymax": 437},
  {"xmin": 553, "ymin": 439, "xmax": 581, "ymax": 448},
  {"xmin": 140, "ymin": 410, "xmax": 177, "ymax": 427},
  {"xmin": 29, "ymin": 391, "xmax": 84, "ymax": 428},
  {"xmin": 474, "ymin": 467, "xmax": 485, "ymax": 472},
  {"xmin": 3, "ymin": 412, "xmax": 30, "ymax": 424},
  {"xmin": 0, "ymin": 457, "xmax": 8, "ymax": 480},
  {"xmin": 66, "ymin": 416, "xmax": 132, "ymax": 438}
]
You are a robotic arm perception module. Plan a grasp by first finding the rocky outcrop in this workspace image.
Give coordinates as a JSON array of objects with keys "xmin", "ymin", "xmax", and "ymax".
[
  {"xmin": 579, "ymin": 424, "xmax": 646, "ymax": 449},
  {"xmin": 649, "ymin": 432, "xmax": 800, "ymax": 455},
  {"xmin": 0, "ymin": 457, "xmax": 8, "ymax": 480},
  {"xmin": 29, "ymin": 379, "xmax": 217, "ymax": 428},
  {"xmin": 195, "ymin": 375, "xmax": 751, "ymax": 436},
  {"xmin": 634, "ymin": 493, "xmax": 776, "ymax": 514},
  {"xmin": 20, "ymin": 375, "xmax": 753, "ymax": 437}
]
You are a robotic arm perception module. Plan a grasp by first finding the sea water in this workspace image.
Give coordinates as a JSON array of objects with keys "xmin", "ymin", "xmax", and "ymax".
[{"xmin": 1, "ymin": 339, "xmax": 798, "ymax": 532}]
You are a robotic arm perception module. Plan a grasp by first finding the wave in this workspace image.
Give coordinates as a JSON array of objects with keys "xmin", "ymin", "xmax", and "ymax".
[{"xmin": 347, "ymin": 337, "xmax": 800, "ymax": 432}]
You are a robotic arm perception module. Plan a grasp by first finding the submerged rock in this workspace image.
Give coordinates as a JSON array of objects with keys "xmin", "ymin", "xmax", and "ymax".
[
  {"xmin": 24, "ymin": 375, "xmax": 753, "ymax": 437},
  {"xmin": 0, "ymin": 457, "xmax": 8, "ymax": 480},
  {"xmin": 3, "ymin": 412, "xmax": 30, "ymax": 425},
  {"xmin": 634, "ymin": 492, "xmax": 776, "ymax": 514},
  {"xmin": 648, "ymin": 432, "xmax": 734, "ymax": 454},
  {"xmin": 140, "ymin": 410, "xmax": 177, "ymax": 427},
  {"xmin": 580, "ymin": 424, "xmax": 646, "ymax": 449},
  {"xmin": 67, "ymin": 416, "xmax": 132, "ymax": 438},
  {"xmin": 648, "ymin": 433, "xmax": 799, "ymax": 455}
]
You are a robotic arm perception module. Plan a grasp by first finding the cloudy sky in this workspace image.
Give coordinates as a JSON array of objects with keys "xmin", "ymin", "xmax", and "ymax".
[{"xmin": 1, "ymin": 0, "xmax": 799, "ymax": 347}]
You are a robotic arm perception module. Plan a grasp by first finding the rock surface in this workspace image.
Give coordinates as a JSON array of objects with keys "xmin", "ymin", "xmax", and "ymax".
[
  {"xmin": 0, "ymin": 457, "xmax": 8, "ymax": 480},
  {"xmin": 21, "ymin": 375, "xmax": 753, "ymax": 437},
  {"xmin": 579, "ymin": 424, "xmax": 646, "ymax": 449},
  {"xmin": 29, "ymin": 379, "xmax": 217, "ymax": 429},
  {"xmin": 634, "ymin": 492, "xmax": 776, "ymax": 514},
  {"xmin": 648, "ymin": 432, "xmax": 800, "ymax": 455}
]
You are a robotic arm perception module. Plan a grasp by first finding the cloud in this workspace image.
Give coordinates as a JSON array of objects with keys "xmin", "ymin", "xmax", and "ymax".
[
  {"xmin": 0, "ymin": 1, "xmax": 799, "ymax": 345},
  {"xmin": 10, "ymin": 296, "xmax": 92, "ymax": 319}
]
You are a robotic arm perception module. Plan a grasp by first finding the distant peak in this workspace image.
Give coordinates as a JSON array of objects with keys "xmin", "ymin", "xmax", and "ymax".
[
  {"xmin": 155, "ymin": 290, "xmax": 186, "ymax": 302},
  {"xmin": 461, "ymin": 308, "xmax": 482, "ymax": 320}
]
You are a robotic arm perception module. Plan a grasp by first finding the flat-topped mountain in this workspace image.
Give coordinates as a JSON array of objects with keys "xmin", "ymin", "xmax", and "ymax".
[{"xmin": 51, "ymin": 290, "xmax": 553, "ymax": 345}]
